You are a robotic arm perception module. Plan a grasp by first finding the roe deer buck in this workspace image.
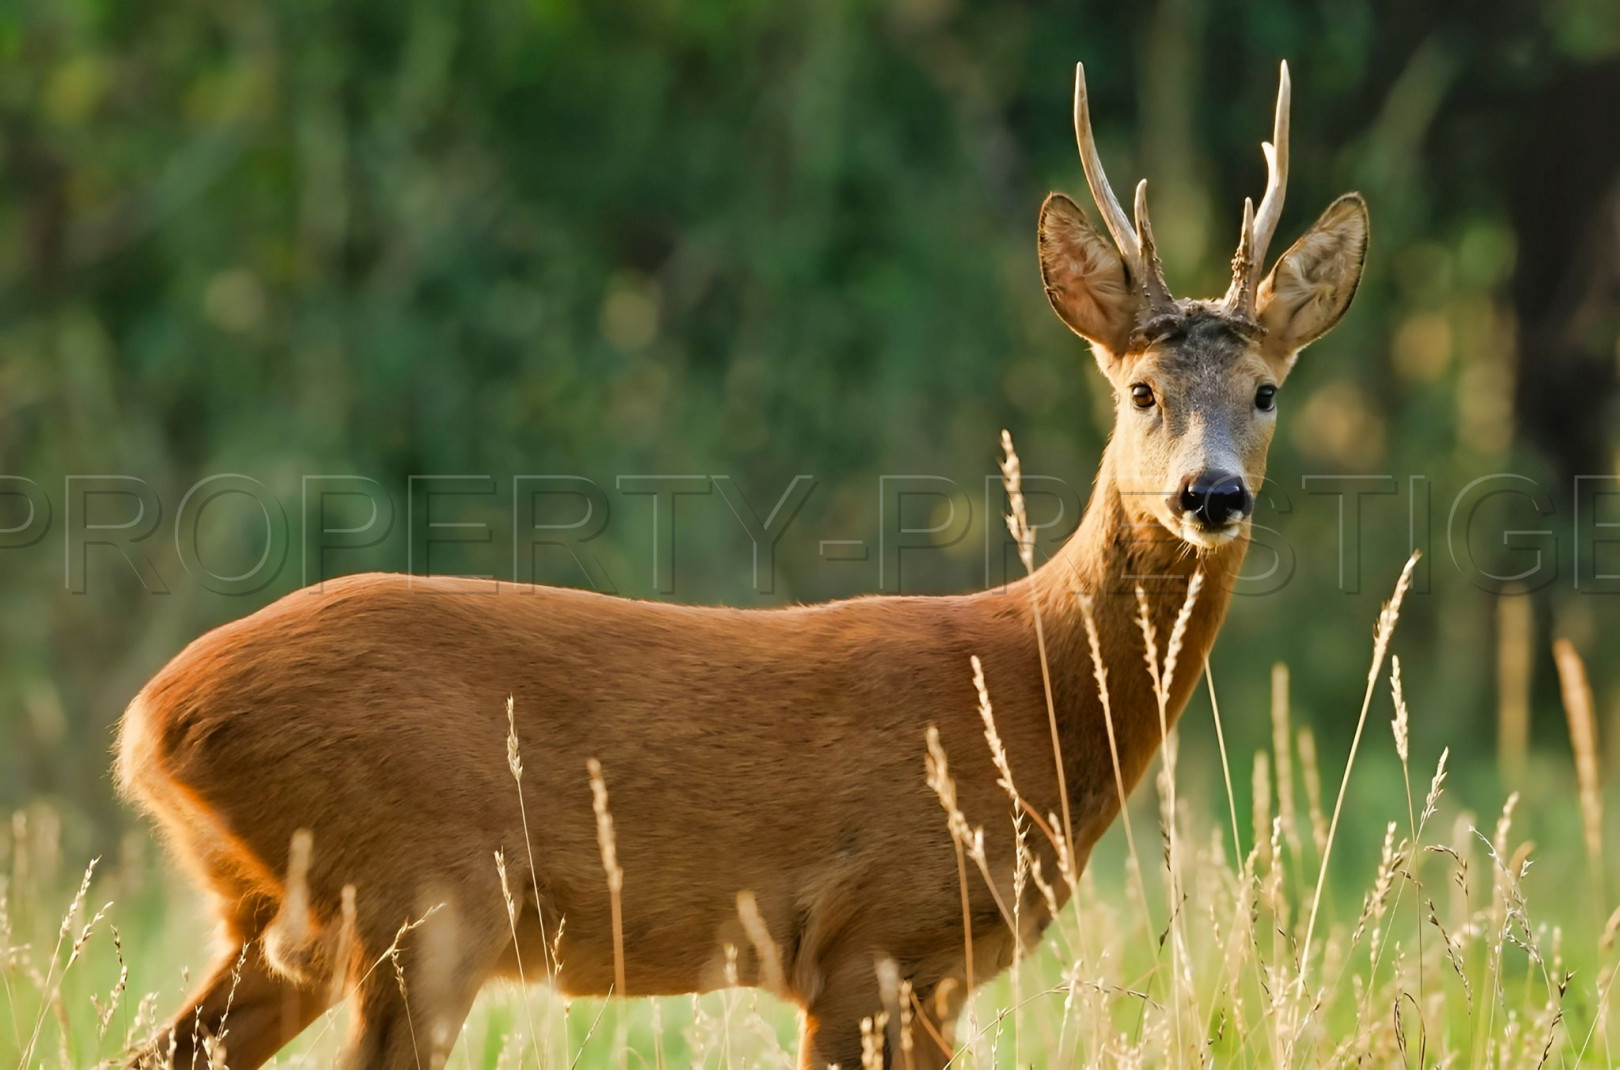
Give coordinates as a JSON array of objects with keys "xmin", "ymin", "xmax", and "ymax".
[{"xmin": 117, "ymin": 60, "xmax": 1367, "ymax": 1069}]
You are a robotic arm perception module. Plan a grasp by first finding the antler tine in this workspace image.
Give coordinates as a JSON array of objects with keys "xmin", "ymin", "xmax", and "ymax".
[
  {"xmin": 1133, "ymin": 179, "xmax": 1174, "ymax": 309},
  {"xmin": 1224, "ymin": 196, "xmax": 1256, "ymax": 309},
  {"xmin": 1251, "ymin": 60, "xmax": 1291, "ymax": 280},
  {"xmin": 1227, "ymin": 60, "xmax": 1291, "ymax": 317},
  {"xmin": 1073, "ymin": 63, "xmax": 1142, "ymax": 268}
]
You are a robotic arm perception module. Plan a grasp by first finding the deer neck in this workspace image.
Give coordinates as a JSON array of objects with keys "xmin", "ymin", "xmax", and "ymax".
[{"xmin": 1019, "ymin": 441, "xmax": 1249, "ymax": 843}]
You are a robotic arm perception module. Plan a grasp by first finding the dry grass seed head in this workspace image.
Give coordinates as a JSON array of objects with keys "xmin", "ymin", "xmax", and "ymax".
[
  {"xmin": 999, "ymin": 429, "xmax": 1034, "ymax": 572},
  {"xmin": 505, "ymin": 695, "xmax": 523, "ymax": 782},
  {"xmin": 735, "ymin": 891, "xmax": 785, "ymax": 996},
  {"xmin": 587, "ymin": 759, "xmax": 622, "ymax": 895},
  {"xmin": 1251, "ymin": 751, "xmax": 1273, "ymax": 874},
  {"xmin": 1163, "ymin": 571, "xmax": 1203, "ymax": 697},
  {"xmin": 1271, "ymin": 663, "xmax": 1299, "ymax": 860},
  {"xmin": 278, "ymin": 829, "xmax": 313, "ymax": 949},
  {"xmin": 1297, "ymin": 727, "xmax": 1329, "ymax": 859},
  {"xmin": 1421, "ymin": 748, "xmax": 1450, "ymax": 827},
  {"xmin": 326, "ymin": 883, "xmax": 358, "ymax": 1007},
  {"xmin": 971, "ymin": 655, "xmax": 1023, "ymax": 817},
  {"xmin": 1390, "ymin": 656, "xmax": 1410, "ymax": 764}
]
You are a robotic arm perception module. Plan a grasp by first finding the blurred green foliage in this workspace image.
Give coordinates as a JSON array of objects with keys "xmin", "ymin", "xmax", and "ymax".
[{"xmin": 0, "ymin": 0, "xmax": 1617, "ymax": 861}]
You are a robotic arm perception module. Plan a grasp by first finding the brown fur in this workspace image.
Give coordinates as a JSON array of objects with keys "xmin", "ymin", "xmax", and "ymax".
[
  {"xmin": 118, "ymin": 473, "xmax": 1242, "ymax": 1070},
  {"xmin": 116, "ymin": 85, "xmax": 1368, "ymax": 1070}
]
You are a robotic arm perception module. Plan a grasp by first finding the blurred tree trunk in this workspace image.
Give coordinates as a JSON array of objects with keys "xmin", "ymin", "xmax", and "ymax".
[{"xmin": 1510, "ymin": 61, "xmax": 1620, "ymax": 487}]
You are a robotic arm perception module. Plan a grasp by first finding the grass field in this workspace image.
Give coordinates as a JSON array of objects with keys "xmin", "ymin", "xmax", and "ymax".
[{"xmin": 2, "ymin": 555, "xmax": 1617, "ymax": 1068}]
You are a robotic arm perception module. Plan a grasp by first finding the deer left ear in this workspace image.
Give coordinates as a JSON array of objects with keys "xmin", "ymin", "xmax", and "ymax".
[
  {"xmin": 1037, "ymin": 192, "xmax": 1139, "ymax": 359},
  {"xmin": 1256, "ymin": 193, "xmax": 1369, "ymax": 364}
]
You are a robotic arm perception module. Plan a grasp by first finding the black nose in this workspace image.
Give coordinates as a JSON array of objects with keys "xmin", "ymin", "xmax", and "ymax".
[{"xmin": 1172, "ymin": 472, "xmax": 1252, "ymax": 528}]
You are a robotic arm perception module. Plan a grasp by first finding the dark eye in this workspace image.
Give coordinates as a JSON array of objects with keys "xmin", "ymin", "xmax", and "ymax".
[
  {"xmin": 1130, "ymin": 383, "xmax": 1155, "ymax": 410},
  {"xmin": 1255, "ymin": 384, "xmax": 1277, "ymax": 411}
]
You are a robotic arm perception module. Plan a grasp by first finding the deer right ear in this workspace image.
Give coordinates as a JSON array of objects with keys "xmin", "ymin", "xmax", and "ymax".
[
  {"xmin": 1256, "ymin": 193, "xmax": 1369, "ymax": 365},
  {"xmin": 1038, "ymin": 192, "xmax": 1137, "ymax": 358}
]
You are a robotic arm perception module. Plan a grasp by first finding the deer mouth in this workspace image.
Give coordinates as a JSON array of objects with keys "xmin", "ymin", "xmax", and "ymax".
[{"xmin": 1175, "ymin": 515, "xmax": 1246, "ymax": 550}]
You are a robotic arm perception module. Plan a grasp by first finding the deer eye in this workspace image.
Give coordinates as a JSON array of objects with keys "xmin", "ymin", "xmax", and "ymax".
[
  {"xmin": 1255, "ymin": 384, "xmax": 1277, "ymax": 411},
  {"xmin": 1129, "ymin": 383, "xmax": 1155, "ymax": 410}
]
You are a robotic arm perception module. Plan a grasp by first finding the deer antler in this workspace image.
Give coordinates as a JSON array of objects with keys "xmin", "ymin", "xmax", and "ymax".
[
  {"xmin": 1073, "ymin": 63, "xmax": 1173, "ymax": 310},
  {"xmin": 1133, "ymin": 179, "xmax": 1175, "ymax": 310},
  {"xmin": 1225, "ymin": 61, "xmax": 1291, "ymax": 318}
]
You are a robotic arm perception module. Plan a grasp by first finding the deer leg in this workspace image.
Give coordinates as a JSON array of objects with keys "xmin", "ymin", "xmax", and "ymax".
[
  {"xmin": 798, "ymin": 995, "xmax": 870, "ymax": 1069},
  {"xmin": 797, "ymin": 951, "xmax": 976, "ymax": 1070},
  {"xmin": 895, "ymin": 977, "xmax": 966, "ymax": 1070},
  {"xmin": 132, "ymin": 942, "xmax": 330, "ymax": 1070},
  {"xmin": 798, "ymin": 954, "xmax": 898, "ymax": 1070},
  {"xmin": 342, "ymin": 895, "xmax": 508, "ymax": 1070}
]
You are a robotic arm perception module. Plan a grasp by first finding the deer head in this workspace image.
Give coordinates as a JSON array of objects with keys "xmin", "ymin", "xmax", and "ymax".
[{"xmin": 1038, "ymin": 61, "xmax": 1369, "ymax": 550}]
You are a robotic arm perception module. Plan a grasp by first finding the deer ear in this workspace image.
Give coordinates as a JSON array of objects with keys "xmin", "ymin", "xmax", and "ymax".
[
  {"xmin": 1038, "ymin": 193, "xmax": 1137, "ymax": 357},
  {"xmin": 1256, "ymin": 193, "xmax": 1369, "ymax": 363}
]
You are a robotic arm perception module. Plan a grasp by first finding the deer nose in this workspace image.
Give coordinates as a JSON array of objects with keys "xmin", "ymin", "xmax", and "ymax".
[{"xmin": 1171, "ymin": 472, "xmax": 1252, "ymax": 528}]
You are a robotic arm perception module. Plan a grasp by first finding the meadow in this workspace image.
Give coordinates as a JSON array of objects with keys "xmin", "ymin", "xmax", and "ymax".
[{"xmin": 2, "ymin": 542, "xmax": 1614, "ymax": 1068}]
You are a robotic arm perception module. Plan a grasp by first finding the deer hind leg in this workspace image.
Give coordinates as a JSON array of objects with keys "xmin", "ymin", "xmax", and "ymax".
[
  {"xmin": 796, "ymin": 954, "xmax": 933, "ymax": 1070},
  {"xmin": 342, "ymin": 890, "xmax": 511, "ymax": 1070},
  {"xmin": 797, "ymin": 953, "xmax": 965, "ymax": 1070},
  {"xmin": 131, "ymin": 897, "xmax": 332, "ymax": 1070},
  {"xmin": 798, "ymin": 981, "xmax": 872, "ymax": 1070}
]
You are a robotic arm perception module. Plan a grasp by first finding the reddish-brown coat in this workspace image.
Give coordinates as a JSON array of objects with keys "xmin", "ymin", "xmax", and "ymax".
[{"xmin": 117, "ymin": 444, "xmax": 1240, "ymax": 1069}]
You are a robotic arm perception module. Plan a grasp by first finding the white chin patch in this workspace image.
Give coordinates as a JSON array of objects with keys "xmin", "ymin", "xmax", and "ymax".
[{"xmin": 1176, "ymin": 518, "xmax": 1244, "ymax": 549}]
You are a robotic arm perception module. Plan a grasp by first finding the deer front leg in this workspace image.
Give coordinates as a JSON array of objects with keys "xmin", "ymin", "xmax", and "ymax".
[{"xmin": 342, "ymin": 885, "xmax": 511, "ymax": 1070}]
